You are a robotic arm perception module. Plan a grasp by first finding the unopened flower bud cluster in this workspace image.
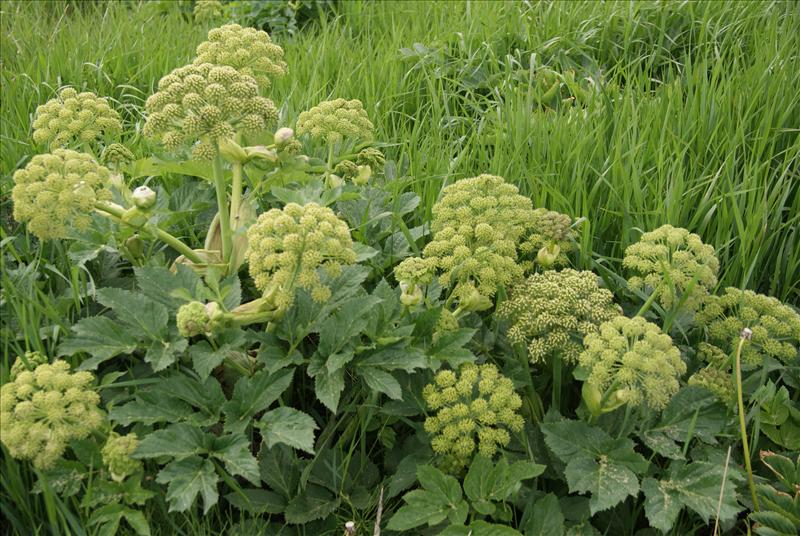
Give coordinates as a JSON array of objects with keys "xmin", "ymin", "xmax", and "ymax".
[
  {"xmin": 579, "ymin": 316, "xmax": 686, "ymax": 410},
  {"xmin": 498, "ymin": 269, "xmax": 621, "ymax": 364},
  {"xmin": 102, "ymin": 432, "xmax": 142, "ymax": 482},
  {"xmin": 520, "ymin": 208, "xmax": 576, "ymax": 268},
  {"xmin": 0, "ymin": 361, "xmax": 104, "ymax": 469},
  {"xmin": 12, "ymin": 149, "xmax": 113, "ymax": 240},
  {"xmin": 32, "ymin": 88, "xmax": 122, "ymax": 149},
  {"xmin": 296, "ymin": 99, "xmax": 374, "ymax": 144},
  {"xmin": 246, "ymin": 203, "xmax": 357, "ymax": 311},
  {"xmin": 623, "ymin": 224, "xmax": 719, "ymax": 311},
  {"xmin": 423, "ymin": 363, "xmax": 523, "ymax": 472},
  {"xmin": 193, "ymin": 0, "xmax": 224, "ymax": 23},
  {"xmin": 696, "ymin": 288, "xmax": 800, "ymax": 365}
]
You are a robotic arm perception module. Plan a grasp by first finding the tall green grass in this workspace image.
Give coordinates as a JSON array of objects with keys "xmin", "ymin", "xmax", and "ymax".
[{"xmin": 1, "ymin": 0, "xmax": 799, "ymax": 533}]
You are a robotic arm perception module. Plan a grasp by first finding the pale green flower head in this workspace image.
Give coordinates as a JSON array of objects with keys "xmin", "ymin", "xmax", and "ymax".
[
  {"xmin": 246, "ymin": 203, "xmax": 357, "ymax": 311},
  {"xmin": 423, "ymin": 363, "xmax": 524, "ymax": 473},
  {"xmin": 176, "ymin": 301, "xmax": 212, "ymax": 338},
  {"xmin": 296, "ymin": 98, "xmax": 374, "ymax": 144},
  {"xmin": 31, "ymin": 87, "xmax": 122, "ymax": 149},
  {"xmin": 579, "ymin": 316, "xmax": 686, "ymax": 410},
  {"xmin": 100, "ymin": 143, "xmax": 135, "ymax": 169},
  {"xmin": 11, "ymin": 149, "xmax": 113, "ymax": 240},
  {"xmin": 355, "ymin": 147, "xmax": 385, "ymax": 170},
  {"xmin": 498, "ymin": 269, "xmax": 621, "ymax": 364},
  {"xmin": 9, "ymin": 352, "xmax": 49, "ymax": 380},
  {"xmin": 0, "ymin": 361, "xmax": 104, "ymax": 469},
  {"xmin": 194, "ymin": 0, "xmax": 223, "ymax": 23},
  {"xmin": 623, "ymin": 224, "xmax": 719, "ymax": 312},
  {"xmin": 422, "ymin": 174, "xmax": 534, "ymax": 307},
  {"xmin": 102, "ymin": 432, "xmax": 141, "ymax": 482},
  {"xmin": 144, "ymin": 63, "xmax": 278, "ymax": 159},
  {"xmin": 521, "ymin": 208, "xmax": 577, "ymax": 268},
  {"xmin": 697, "ymin": 288, "xmax": 800, "ymax": 366},
  {"xmin": 194, "ymin": 23, "xmax": 287, "ymax": 90},
  {"xmin": 688, "ymin": 367, "xmax": 734, "ymax": 406}
]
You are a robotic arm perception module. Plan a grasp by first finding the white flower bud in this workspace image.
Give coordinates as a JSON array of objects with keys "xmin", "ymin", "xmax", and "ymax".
[
  {"xmin": 132, "ymin": 186, "xmax": 157, "ymax": 209},
  {"xmin": 274, "ymin": 127, "xmax": 294, "ymax": 145}
]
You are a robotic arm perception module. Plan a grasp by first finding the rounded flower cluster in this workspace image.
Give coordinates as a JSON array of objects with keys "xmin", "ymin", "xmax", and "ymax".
[
  {"xmin": 498, "ymin": 269, "xmax": 621, "ymax": 364},
  {"xmin": 0, "ymin": 361, "xmax": 104, "ymax": 469},
  {"xmin": 144, "ymin": 63, "xmax": 278, "ymax": 159},
  {"xmin": 696, "ymin": 288, "xmax": 800, "ymax": 366},
  {"xmin": 100, "ymin": 143, "xmax": 135, "ymax": 169},
  {"xmin": 521, "ymin": 208, "xmax": 576, "ymax": 268},
  {"xmin": 102, "ymin": 432, "xmax": 142, "ymax": 482},
  {"xmin": 32, "ymin": 88, "xmax": 122, "ymax": 149},
  {"xmin": 12, "ymin": 149, "xmax": 113, "ymax": 240},
  {"xmin": 355, "ymin": 147, "xmax": 385, "ymax": 170},
  {"xmin": 623, "ymin": 225, "xmax": 719, "ymax": 311},
  {"xmin": 296, "ymin": 99, "xmax": 374, "ymax": 144},
  {"xmin": 688, "ymin": 367, "xmax": 734, "ymax": 405},
  {"xmin": 193, "ymin": 0, "xmax": 223, "ymax": 23},
  {"xmin": 177, "ymin": 301, "xmax": 212, "ymax": 338},
  {"xmin": 194, "ymin": 24, "xmax": 287, "ymax": 90},
  {"xmin": 9, "ymin": 351, "xmax": 49, "ymax": 380},
  {"xmin": 423, "ymin": 363, "xmax": 524, "ymax": 472},
  {"xmin": 246, "ymin": 203, "xmax": 357, "ymax": 311},
  {"xmin": 579, "ymin": 316, "xmax": 686, "ymax": 410},
  {"xmin": 422, "ymin": 174, "xmax": 535, "ymax": 307}
]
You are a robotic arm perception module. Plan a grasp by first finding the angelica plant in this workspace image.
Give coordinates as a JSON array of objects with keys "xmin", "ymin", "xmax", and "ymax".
[
  {"xmin": 521, "ymin": 208, "xmax": 577, "ymax": 268},
  {"xmin": 579, "ymin": 316, "xmax": 686, "ymax": 414},
  {"xmin": 623, "ymin": 224, "xmax": 719, "ymax": 315},
  {"xmin": 32, "ymin": 87, "xmax": 122, "ymax": 150},
  {"xmin": 696, "ymin": 287, "xmax": 800, "ymax": 366},
  {"xmin": 0, "ymin": 361, "xmax": 104, "ymax": 469},
  {"xmin": 423, "ymin": 363, "xmax": 524, "ymax": 473},
  {"xmin": 102, "ymin": 432, "xmax": 142, "ymax": 482},
  {"xmin": 193, "ymin": 0, "xmax": 224, "ymax": 23}
]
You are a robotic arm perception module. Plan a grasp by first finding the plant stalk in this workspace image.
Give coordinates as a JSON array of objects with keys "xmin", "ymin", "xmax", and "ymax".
[
  {"xmin": 734, "ymin": 332, "xmax": 759, "ymax": 512},
  {"xmin": 212, "ymin": 152, "xmax": 233, "ymax": 266}
]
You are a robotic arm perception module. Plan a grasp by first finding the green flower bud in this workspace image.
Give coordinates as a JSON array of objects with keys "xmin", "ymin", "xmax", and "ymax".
[
  {"xmin": 100, "ymin": 143, "xmax": 135, "ymax": 169},
  {"xmin": 124, "ymin": 234, "xmax": 145, "ymax": 259},
  {"xmin": 325, "ymin": 173, "xmax": 344, "ymax": 189},
  {"xmin": 355, "ymin": 147, "xmax": 385, "ymax": 170},
  {"xmin": 193, "ymin": 0, "xmax": 223, "ymax": 23},
  {"xmin": 218, "ymin": 137, "xmax": 248, "ymax": 164},
  {"xmin": 176, "ymin": 301, "xmax": 211, "ymax": 337},
  {"xmin": 102, "ymin": 432, "xmax": 141, "ymax": 482},
  {"xmin": 521, "ymin": 208, "xmax": 577, "ymax": 268},
  {"xmin": 399, "ymin": 282, "xmax": 423, "ymax": 307},
  {"xmin": 132, "ymin": 185, "xmax": 156, "ymax": 210},
  {"xmin": 274, "ymin": 127, "xmax": 294, "ymax": 145},
  {"xmin": 9, "ymin": 352, "xmax": 49, "ymax": 380},
  {"xmin": 352, "ymin": 165, "xmax": 372, "ymax": 186},
  {"xmin": 244, "ymin": 145, "xmax": 278, "ymax": 163},
  {"xmin": 296, "ymin": 98, "xmax": 374, "ymax": 144},
  {"xmin": 536, "ymin": 243, "xmax": 560, "ymax": 268}
]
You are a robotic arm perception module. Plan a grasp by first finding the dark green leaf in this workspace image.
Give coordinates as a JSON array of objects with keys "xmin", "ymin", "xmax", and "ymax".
[
  {"xmin": 283, "ymin": 484, "xmax": 340, "ymax": 524},
  {"xmin": 259, "ymin": 407, "xmax": 317, "ymax": 454},
  {"xmin": 225, "ymin": 488, "xmax": 286, "ymax": 514},
  {"xmin": 223, "ymin": 368, "xmax": 294, "ymax": 434},
  {"xmin": 135, "ymin": 265, "xmax": 201, "ymax": 310},
  {"xmin": 314, "ymin": 367, "xmax": 345, "ymax": 412},
  {"xmin": 470, "ymin": 520, "xmax": 523, "ymax": 536},
  {"xmin": 521, "ymin": 493, "xmax": 564, "ymax": 536},
  {"xmin": 96, "ymin": 287, "xmax": 168, "ymax": 340},
  {"xmin": 60, "ymin": 316, "xmax": 139, "ymax": 369},
  {"xmin": 155, "ymin": 456, "xmax": 219, "ymax": 513},
  {"xmin": 134, "ymin": 423, "xmax": 211, "ymax": 460},
  {"xmin": 189, "ymin": 341, "xmax": 224, "ymax": 379},
  {"xmin": 211, "ymin": 433, "xmax": 260, "ymax": 485},
  {"xmin": 144, "ymin": 330, "xmax": 187, "ymax": 372},
  {"xmin": 428, "ymin": 328, "xmax": 476, "ymax": 367},
  {"xmin": 258, "ymin": 444, "xmax": 300, "ymax": 499},
  {"xmin": 359, "ymin": 367, "xmax": 402, "ymax": 400}
]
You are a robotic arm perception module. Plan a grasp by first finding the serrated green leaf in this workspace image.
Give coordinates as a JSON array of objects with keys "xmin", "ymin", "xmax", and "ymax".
[
  {"xmin": 751, "ymin": 510, "xmax": 800, "ymax": 536},
  {"xmin": 225, "ymin": 488, "xmax": 286, "ymax": 514},
  {"xmin": 259, "ymin": 407, "xmax": 317, "ymax": 454},
  {"xmin": 189, "ymin": 341, "xmax": 224, "ymax": 379},
  {"xmin": 317, "ymin": 295, "xmax": 381, "ymax": 356},
  {"xmin": 144, "ymin": 330, "xmax": 187, "ymax": 371},
  {"xmin": 566, "ymin": 455, "xmax": 639, "ymax": 514},
  {"xmin": 428, "ymin": 328, "xmax": 476, "ymax": 367},
  {"xmin": 314, "ymin": 367, "xmax": 345, "ymax": 412},
  {"xmin": 359, "ymin": 345, "xmax": 428, "ymax": 372},
  {"xmin": 211, "ymin": 433, "xmax": 260, "ymax": 485},
  {"xmin": 223, "ymin": 368, "xmax": 294, "ymax": 434},
  {"xmin": 96, "ymin": 287, "xmax": 169, "ymax": 340},
  {"xmin": 155, "ymin": 456, "xmax": 219, "ymax": 513},
  {"xmin": 359, "ymin": 367, "xmax": 402, "ymax": 400},
  {"xmin": 470, "ymin": 520, "xmax": 523, "ymax": 536},
  {"xmin": 135, "ymin": 265, "xmax": 201, "ymax": 310},
  {"xmin": 129, "ymin": 156, "xmax": 215, "ymax": 182},
  {"xmin": 258, "ymin": 444, "xmax": 300, "ymax": 499},
  {"xmin": 133, "ymin": 423, "xmax": 211, "ymax": 460},
  {"xmin": 60, "ymin": 316, "xmax": 139, "ymax": 369},
  {"xmin": 283, "ymin": 484, "xmax": 340, "ymax": 524},
  {"xmin": 642, "ymin": 461, "xmax": 743, "ymax": 532},
  {"xmin": 521, "ymin": 493, "xmax": 564, "ymax": 536},
  {"xmin": 387, "ymin": 465, "xmax": 468, "ymax": 531},
  {"xmin": 161, "ymin": 374, "xmax": 226, "ymax": 423}
]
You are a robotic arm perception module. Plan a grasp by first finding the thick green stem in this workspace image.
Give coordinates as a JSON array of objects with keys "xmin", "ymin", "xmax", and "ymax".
[
  {"xmin": 94, "ymin": 202, "xmax": 204, "ymax": 264},
  {"xmin": 517, "ymin": 349, "xmax": 543, "ymax": 423},
  {"xmin": 735, "ymin": 335, "xmax": 760, "ymax": 511},
  {"xmin": 212, "ymin": 152, "xmax": 233, "ymax": 265},
  {"xmin": 635, "ymin": 291, "xmax": 659, "ymax": 318},
  {"xmin": 229, "ymin": 134, "xmax": 244, "ymax": 233},
  {"xmin": 552, "ymin": 357, "xmax": 562, "ymax": 413}
]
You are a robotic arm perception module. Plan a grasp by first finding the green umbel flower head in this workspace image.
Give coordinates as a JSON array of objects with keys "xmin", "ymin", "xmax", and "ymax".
[
  {"xmin": 100, "ymin": 143, "xmax": 135, "ymax": 169},
  {"xmin": 9, "ymin": 352, "xmax": 49, "ymax": 380},
  {"xmin": 498, "ymin": 269, "xmax": 621, "ymax": 364},
  {"xmin": 623, "ymin": 224, "xmax": 719, "ymax": 311},
  {"xmin": 194, "ymin": 24, "xmax": 287, "ymax": 90},
  {"xmin": 176, "ymin": 301, "xmax": 212, "ymax": 338},
  {"xmin": 420, "ymin": 174, "xmax": 534, "ymax": 308},
  {"xmin": 521, "ymin": 208, "xmax": 577, "ymax": 268},
  {"xmin": 144, "ymin": 63, "xmax": 278, "ymax": 159},
  {"xmin": 246, "ymin": 203, "xmax": 357, "ymax": 311},
  {"xmin": 696, "ymin": 288, "xmax": 800, "ymax": 366},
  {"xmin": 296, "ymin": 99, "xmax": 374, "ymax": 144},
  {"xmin": 579, "ymin": 316, "xmax": 686, "ymax": 410},
  {"xmin": 423, "ymin": 363, "xmax": 524, "ymax": 473},
  {"xmin": 31, "ymin": 88, "xmax": 122, "ymax": 149},
  {"xmin": 0, "ymin": 361, "xmax": 104, "ymax": 469},
  {"xmin": 11, "ymin": 149, "xmax": 113, "ymax": 240},
  {"xmin": 193, "ymin": 0, "xmax": 223, "ymax": 23},
  {"xmin": 688, "ymin": 367, "xmax": 734, "ymax": 405},
  {"xmin": 355, "ymin": 147, "xmax": 385, "ymax": 170},
  {"xmin": 102, "ymin": 432, "xmax": 141, "ymax": 482}
]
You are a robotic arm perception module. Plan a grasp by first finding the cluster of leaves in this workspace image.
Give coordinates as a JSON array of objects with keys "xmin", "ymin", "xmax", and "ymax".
[{"xmin": 4, "ymin": 16, "xmax": 800, "ymax": 536}]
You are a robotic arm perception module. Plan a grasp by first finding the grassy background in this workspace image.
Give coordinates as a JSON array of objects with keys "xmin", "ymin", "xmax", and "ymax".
[{"xmin": 1, "ymin": 0, "xmax": 799, "ymax": 533}]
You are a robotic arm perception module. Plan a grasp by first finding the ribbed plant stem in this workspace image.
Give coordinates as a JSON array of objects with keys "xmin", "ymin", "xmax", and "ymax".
[
  {"xmin": 212, "ymin": 152, "xmax": 233, "ymax": 265},
  {"xmin": 735, "ymin": 336, "xmax": 759, "ymax": 512},
  {"xmin": 94, "ymin": 202, "xmax": 203, "ymax": 264}
]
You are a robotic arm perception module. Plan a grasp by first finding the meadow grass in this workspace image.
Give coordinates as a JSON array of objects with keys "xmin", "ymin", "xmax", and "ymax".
[{"xmin": 1, "ymin": 0, "xmax": 799, "ymax": 533}]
